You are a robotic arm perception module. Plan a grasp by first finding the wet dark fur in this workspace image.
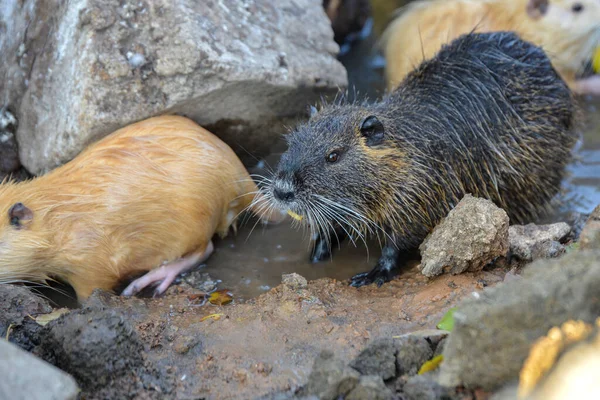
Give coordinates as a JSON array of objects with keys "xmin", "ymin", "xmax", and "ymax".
[{"xmin": 268, "ymin": 31, "xmax": 578, "ymax": 287}]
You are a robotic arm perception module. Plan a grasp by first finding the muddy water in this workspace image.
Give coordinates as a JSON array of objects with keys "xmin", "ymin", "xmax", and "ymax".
[{"xmin": 201, "ymin": 16, "xmax": 600, "ymax": 301}]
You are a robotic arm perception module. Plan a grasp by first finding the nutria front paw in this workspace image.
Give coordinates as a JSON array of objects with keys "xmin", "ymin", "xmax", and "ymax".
[
  {"xmin": 350, "ymin": 244, "xmax": 399, "ymax": 287},
  {"xmin": 349, "ymin": 268, "xmax": 393, "ymax": 288}
]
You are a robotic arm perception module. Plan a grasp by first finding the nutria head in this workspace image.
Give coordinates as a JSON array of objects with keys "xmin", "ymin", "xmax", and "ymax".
[
  {"xmin": 0, "ymin": 185, "xmax": 54, "ymax": 284},
  {"xmin": 268, "ymin": 103, "xmax": 407, "ymax": 237},
  {"xmin": 527, "ymin": 0, "xmax": 600, "ymax": 75}
]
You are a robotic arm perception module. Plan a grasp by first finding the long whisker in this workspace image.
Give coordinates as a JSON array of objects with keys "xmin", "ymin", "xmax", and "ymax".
[{"xmin": 315, "ymin": 195, "xmax": 394, "ymax": 246}]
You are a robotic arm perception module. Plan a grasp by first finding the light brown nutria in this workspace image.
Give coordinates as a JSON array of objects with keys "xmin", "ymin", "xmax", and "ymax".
[
  {"xmin": 0, "ymin": 115, "xmax": 283, "ymax": 301},
  {"xmin": 381, "ymin": 0, "xmax": 600, "ymax": 95},
  {"xmin": 263, "ymin": 31, "xmax": 578, "ymax": 288}
]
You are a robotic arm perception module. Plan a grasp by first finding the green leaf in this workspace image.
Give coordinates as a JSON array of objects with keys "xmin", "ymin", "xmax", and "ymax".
[
  {"xmin": 565, "ymin": 242, "xmax": 580, "ymax": 254},
  {"xmin": 437, "ymin": 307, "xmax": 457, "ymax": 331}
]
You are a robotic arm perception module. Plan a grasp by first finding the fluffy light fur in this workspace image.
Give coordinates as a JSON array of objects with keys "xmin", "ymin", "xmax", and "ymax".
[
  {"xmin": 0, "ymin": 115, "xmax": 279, "ymax": 300},
  {"xmin": 382, "ymin": 0, "xmax": 600, "ymax": 92}
]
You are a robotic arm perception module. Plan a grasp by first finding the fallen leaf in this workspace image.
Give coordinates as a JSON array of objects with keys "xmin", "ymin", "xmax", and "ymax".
[
  {"xmin": 287, "ymin": 210, "xmax": 303, "ymax": 221},
  {"xmin": 209, "ymin": 290, "xmax": 233, "ymax": 306},
  {"xmin": 593, "ymin": 47, "xmax": 600, "ymax": 74},
  {"xmin": 201, "ymin": 313, "xmax": 224, "ymax": 322},
  {"xmin": 437, "ymin": 307, "xmax": 457, "ymax": 331},
  {"xmin": 30, "ymin": 308, "xmax": 70, "ymax": 326},
  {"xmin": 418, "ymin": 354, "xmax": 444, "ymax": 375},
  {"xmin": 5, "ymin": 324, "xmax": 14, "ymax": 341}
]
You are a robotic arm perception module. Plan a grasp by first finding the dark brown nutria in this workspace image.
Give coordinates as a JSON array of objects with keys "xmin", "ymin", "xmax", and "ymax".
[
  {"xmin": 261, "ymin": 31, "xmax": 578, "ymax": 288},
  {"xmin": 323, "ymin": 0, "xmax": 372, "ymax": 45}
]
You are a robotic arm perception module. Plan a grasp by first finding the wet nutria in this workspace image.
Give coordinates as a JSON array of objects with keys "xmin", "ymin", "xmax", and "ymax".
[
  {"xmin": 0, "ymin": 115, "xmax": 283, "ymax": 301},
  {"xmin": 382, "ymin": 0, "xmax": 600, "ymax": 95},
  {"xmin": 262, "ymin": 31, "xmax": 578, "ymax": 287}
]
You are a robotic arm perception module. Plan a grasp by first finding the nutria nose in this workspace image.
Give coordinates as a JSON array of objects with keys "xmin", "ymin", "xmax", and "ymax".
[{"xmin": 273, "ymin": 188, "xmax": 295, "ymax": 202}]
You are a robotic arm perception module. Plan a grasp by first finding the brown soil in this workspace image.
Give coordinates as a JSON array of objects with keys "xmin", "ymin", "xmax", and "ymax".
[{"xmin": 67, "ymin": 263, "xmax": 508, "ymax": 400}]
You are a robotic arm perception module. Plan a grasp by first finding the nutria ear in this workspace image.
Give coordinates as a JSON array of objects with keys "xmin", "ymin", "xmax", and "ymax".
[
  {"xmin": 526, "ymin": 0, "xmax": 549, "ymax": 19},
  {"xmin": 360, "ymin": 115, "xmax": 385, "ymax": 146},
  {"xmin": 8, "ymin": 202, "xmax": 33, "ymax": 229}
]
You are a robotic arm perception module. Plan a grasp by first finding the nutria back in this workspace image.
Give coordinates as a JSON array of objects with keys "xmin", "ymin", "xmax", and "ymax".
[
  {"xmin": 382, "ymin": 31, "xmax": 576, "ymax": 239},
  {"xmin": 270, "ymin": 31, "xmax": 577, "ymax": 254}
]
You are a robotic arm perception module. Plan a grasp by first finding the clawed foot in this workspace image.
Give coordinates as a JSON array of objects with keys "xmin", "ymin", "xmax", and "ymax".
[
  {"xmin": 350, "ymin": 267, "xmax": 394, "ymax": 288},
  {"xmin": 310, "ymin": 238, "xmax": 332, "ymax": 263},
  {"xmin": 121, "ymin": 241, "xmax": 214, "ymax": 298},
  {"xmin": 350, "ymin": 244, "xmax": 399, "ymax": 288}
]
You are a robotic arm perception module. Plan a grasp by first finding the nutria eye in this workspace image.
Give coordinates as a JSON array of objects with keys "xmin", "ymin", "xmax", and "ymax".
[
  {"xmin": 572, "ymin": 3, "xmax": 583, "ymax": 12},
  {"xmin": 326, "ymin": 151, "xmax": 339, "ymax": 163}
]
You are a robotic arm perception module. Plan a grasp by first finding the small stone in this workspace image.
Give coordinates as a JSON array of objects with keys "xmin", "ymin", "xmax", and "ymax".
[
  {"xmin": 0, "ymin": 339, "xmax": 79, "ymax": 400},
  {"xmin": 345, "ymin": 375, "xmax": 394, "ymax": 400},
  {"xmin": 173, "ymin": 336, "xmax": 201, "ymax": 355},
  {"xmin": 402, "ymin": 375, "xmax": 450, "ymax": 400},
  {"xmin": 419, "ymin": 194, "xmax": 509, "ymax": 277},
  {"xmin": 508, "ymin": 222, "xmax": 571, "ymax": 261},
  {"xmin": 580, "ymin": 204, "xmax": 600, "ymax": 250},
  {"xmin": 181, "ymin": 271, "xmax": 217, "ymax": 292},
  {"xmin": 396, "ymin": 336, "xmax": 434, "ymax": 376},
  {"xmin": 233, "ymin": 368, "xmax": 248, "ymax": 384},
  {"xmin": 254, "ymin": 362, "xmax": 273, "ymax": 376},
  {"xmin": 350, "ymin": 338, "xmax": 397, "ymax": 380},
  {"xmin": 302, "ymin": 350, "xmax": 360, "ymax": 400},
  {"xmin": 282, "ymin": 273, "xmax": 308, "ymax": 290}
]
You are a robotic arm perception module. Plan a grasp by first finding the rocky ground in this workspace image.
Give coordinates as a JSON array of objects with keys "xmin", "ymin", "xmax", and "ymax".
[{"xmin": 2, "ymin": 197, "xmax": 599, "ymax": 400}]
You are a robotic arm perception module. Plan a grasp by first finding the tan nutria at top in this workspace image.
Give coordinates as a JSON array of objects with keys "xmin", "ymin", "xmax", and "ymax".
[
  {"xmin": 381, "ymin": 0, "xmax": 600, "ymax": 95},
  {"xmin": 264, "ymin": 31, "xmax": 578, "ymax": 288},
  {"xmin": 0, "ymin": 115, "xmax": 283, "ymax": 301}
]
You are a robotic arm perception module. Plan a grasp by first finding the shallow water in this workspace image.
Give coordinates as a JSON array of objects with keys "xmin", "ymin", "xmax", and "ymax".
[{"xmin": 201, "ymin": 15, "xmax": 600, "ymax": 301}]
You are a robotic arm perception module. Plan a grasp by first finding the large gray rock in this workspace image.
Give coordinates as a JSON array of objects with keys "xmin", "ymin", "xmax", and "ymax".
[
  {"xmin": 438, "ymin": 249, "xmax": 600, "ymax": 391},
  {"xmin": 508, "ymin": 222, "xmax": 571, "ymax": 261},
  {"xmin": 0, "ymin": 338, "xmax": 79, "ymax": 400},
  {"xmin": 1, "ymin": 0, "xmax": 347, "ymax": 175},
  {"xmin": 419, "ymin": 194, "xmax": 510, "ymax": 277}
]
